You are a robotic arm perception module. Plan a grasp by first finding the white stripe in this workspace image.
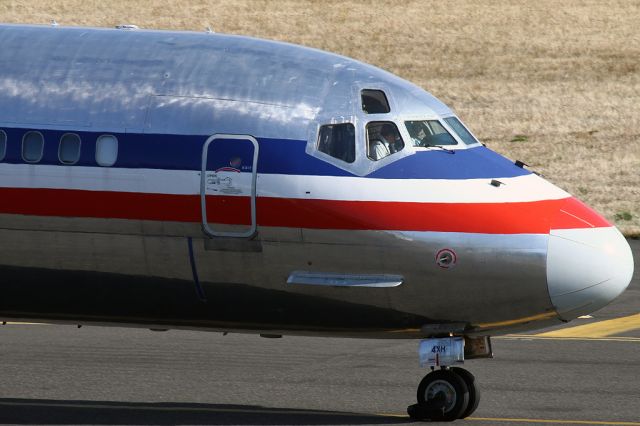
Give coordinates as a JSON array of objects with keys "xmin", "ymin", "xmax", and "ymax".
[
  {"xmin": 258, "ymin": 173, "xmax": 569, "ymax": 203},
  {"xmin": 0, "ymin": 164, "xmax": 200, "ymax": 195},
  {"xmin": 0, "ymin": 164, "xmax": 569, "ymax": 203}
]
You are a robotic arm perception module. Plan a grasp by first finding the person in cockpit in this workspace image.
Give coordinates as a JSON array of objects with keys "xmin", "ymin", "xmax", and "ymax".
[{"xmin": 368, "ymin": 123, "xmax": 404, "ymax": 161}]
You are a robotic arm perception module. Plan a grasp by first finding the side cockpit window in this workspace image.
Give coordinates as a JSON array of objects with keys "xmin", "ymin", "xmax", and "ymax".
[
  {"xmin": 361, "ymin": 89, "xmax": 390, "ymax": 114},
  {"xmin": 317, "ymin": 123, "xmax": 355, "ymax": 163},
  {"xmin": 367, "ymin": 122, "xmax": 404, "ymax": 161}
]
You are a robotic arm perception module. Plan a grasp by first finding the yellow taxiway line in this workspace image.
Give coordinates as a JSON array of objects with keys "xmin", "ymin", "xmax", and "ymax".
[
  {"xmin": 466, "ymin": 417, "xmax": 640, "ymax": 425},
  {"xmin": 535, "ymin": 313, "xmax": 640, "ymax": 338},
  {"xmin": 501, "ymin": 335, "xmax": 640, "ymax": 342}
]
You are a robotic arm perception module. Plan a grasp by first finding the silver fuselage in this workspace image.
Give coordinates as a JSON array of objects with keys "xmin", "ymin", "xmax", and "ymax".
[{"xmin": 0, "ymin": 24, "xmax": 633, "ymax": 338}]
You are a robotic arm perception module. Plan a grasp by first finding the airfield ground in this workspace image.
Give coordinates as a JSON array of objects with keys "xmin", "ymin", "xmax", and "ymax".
[{"xmin": 2, "ymin": 0, "xmax": 639, "ymax": 235}]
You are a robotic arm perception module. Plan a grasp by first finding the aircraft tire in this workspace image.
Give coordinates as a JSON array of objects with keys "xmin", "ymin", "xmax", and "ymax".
[
  {"xmin": 451, "ymin": 367, "xmax": 481, "ymax": 419},
  {"xmin": 416, "ymin": 369, "xmax": 469, "ymax": 421}
]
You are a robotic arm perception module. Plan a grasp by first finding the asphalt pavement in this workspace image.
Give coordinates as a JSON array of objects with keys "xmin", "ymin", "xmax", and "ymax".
[{"xmin": 0, "ymin": 240, "xmax": 638, "ymax": 425}]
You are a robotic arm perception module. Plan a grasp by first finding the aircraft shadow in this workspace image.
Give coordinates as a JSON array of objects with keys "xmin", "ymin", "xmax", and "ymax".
[{"xmin": 0, "ymin": 398, "xmax": 410, "ymax": 425}]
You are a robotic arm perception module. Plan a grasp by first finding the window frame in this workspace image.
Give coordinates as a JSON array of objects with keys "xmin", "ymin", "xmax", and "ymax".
[
  {"xmin": 58, "ymin": 132, "xmax": 82, "ymax": 165},
  {"xmin": 21, "ymin": 130, "xmax": 45, "ymax": 163},
  {"xmin": 95, "ymin": 134, "xmax": 118, "ymax": 167}
]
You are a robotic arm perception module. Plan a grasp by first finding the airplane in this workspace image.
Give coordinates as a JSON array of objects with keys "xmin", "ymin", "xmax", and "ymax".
[{"xmin": 0, "ymin": 23, "xmax": 634, "ymax": 421}]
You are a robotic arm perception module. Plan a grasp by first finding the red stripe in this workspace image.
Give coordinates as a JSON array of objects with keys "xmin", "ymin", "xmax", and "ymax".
[{"xmin": 0, "ymin": 188, "xmax": 610, "ymax": 234}]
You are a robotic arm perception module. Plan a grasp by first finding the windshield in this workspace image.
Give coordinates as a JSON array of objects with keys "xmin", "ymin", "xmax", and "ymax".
[
  {"xmin": 405, "ymin": 120, "xmax": 457, "ymax": 147},
  {"xmin": 444, "ymin": 117, "xmax": 479, "ymax": 145}
]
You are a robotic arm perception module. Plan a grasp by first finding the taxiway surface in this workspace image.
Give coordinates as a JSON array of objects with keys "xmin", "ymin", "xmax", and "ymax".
[{"xmin": 0, "ymin": 240, "xmax": 638, "ymax": 425}]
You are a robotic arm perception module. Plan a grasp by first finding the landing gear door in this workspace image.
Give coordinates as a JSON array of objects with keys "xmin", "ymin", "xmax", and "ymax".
[{"xmin": 201, "ymin": 134, "xmax": 259, "ymax": 238}]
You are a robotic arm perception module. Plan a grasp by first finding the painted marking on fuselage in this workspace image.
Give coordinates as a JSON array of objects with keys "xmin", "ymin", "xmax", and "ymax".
[
  {"xmin": 534, "ymin": 313, "xmax": 640, "ymax": 338},
  {"xmin": 0, "ymin": 188, "xmax": 610, "ymax": 234}
]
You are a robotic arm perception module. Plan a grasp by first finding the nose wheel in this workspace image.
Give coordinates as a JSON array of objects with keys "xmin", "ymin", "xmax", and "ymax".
[{"xmin": 407, "ymin": 367, "xmax": 480, "ymax": 421}]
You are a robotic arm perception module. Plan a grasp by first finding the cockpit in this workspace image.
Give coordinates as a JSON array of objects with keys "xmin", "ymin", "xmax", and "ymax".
[{"xmin": 311, "ymin": 88, "xmax": 480, "ymax": 174}]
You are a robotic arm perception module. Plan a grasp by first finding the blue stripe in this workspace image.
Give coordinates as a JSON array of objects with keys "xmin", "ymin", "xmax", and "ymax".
[{"xmin": 0, "ymin": 126, "xmax": 530, "ymax": 180}]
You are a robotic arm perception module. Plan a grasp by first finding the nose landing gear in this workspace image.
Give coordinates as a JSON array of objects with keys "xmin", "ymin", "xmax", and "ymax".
[
  {"xmin": 407, "ymin": 367, "xmax": 480, "ymax": 421},
  {"xmin": 408, "ymin": 337, "xmax": 487, "ymax": 421}
]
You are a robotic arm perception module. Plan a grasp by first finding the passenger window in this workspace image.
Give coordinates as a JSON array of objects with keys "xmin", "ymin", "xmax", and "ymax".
[
  {"xmin": 367, "ymin": 122, "xmax": 404, "ymax": 161},
  {"xmin": 96, "ymin": 135, "xmax": 118, "ymax": 166},
  {"xmin": 59, "ymin": 133, "xmax": 81, "ymax": 164},
  {"xmin": 0, "ymin": 130, "xmax": 6, "ymax": 161},
  {"xmin": 361, "ymin": 89, "xmax": 390, "ymax": 114},
  {"xmin": 317, "ymin": 123, "xmax": 356, "ymax": 163},
  {"xmin": 22, "ymin": 131, "xmax": 44, "ymax": 163}
]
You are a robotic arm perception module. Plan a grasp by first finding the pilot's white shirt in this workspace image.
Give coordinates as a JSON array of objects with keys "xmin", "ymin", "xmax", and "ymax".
[{"xmin": 370, "ymin": 136, "xmax": 393, "ymax": 160}]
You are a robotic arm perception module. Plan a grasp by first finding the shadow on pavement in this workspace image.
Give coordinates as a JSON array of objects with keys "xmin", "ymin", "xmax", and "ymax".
[{"xmin": 0, "ymin": 398, "xmax": 410, "ymax": 425}]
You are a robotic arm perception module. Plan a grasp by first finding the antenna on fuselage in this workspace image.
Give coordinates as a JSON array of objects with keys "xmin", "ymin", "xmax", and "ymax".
[{"xmin": 115, "ymin": 24, "xmax": 139, "ymax": 30}]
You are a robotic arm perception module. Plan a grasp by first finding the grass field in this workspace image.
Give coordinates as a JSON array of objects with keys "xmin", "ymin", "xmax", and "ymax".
[{"xmin": 2, "ymin": 0, "xmax": 639, "ymax": 235}]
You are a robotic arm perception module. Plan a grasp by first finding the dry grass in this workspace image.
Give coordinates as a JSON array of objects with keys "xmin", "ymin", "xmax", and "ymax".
[{"xmin": 2, "ymin": 0, "xmax": 639, "ymax": 235}]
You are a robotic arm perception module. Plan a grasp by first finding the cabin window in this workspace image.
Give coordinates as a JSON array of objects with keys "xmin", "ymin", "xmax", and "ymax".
[
  {"xmin": 96, "ymin": 135, "xmax": 118, "ymax": 166},
  {"xmin": 361, "ymin": 89, "xmax": 390, "ymax": 114},
  {"xmin": 405, "ymin": 120, "xmax": 458, "ymax": 147},
  {"xmin": 444, "ymin": 117, "xmax": 479, "ymax": 145},
  {"xmin": 367, "ymin": 121, "xmax": 404, "ymax": 161},
  {"xmin": 317, "ymin": 123, "xmax": 356, "ymax": 163},
  {"xmin": 22, "ymin": 131, "xmax": 44, "ymax": 163},
  {"xmin": 0, "ymin": 130, "xmax": 6, "ymax": 161},
  {"xmin": 59, "ymin": 133, "xmax": 81, "ymax": 165}
]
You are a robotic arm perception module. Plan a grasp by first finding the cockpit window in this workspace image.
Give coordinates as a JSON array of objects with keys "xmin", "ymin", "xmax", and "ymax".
[
  {"xmin": 444, "ymin": 117, "xmax": 479, "ymax": 145},
  {"xmin": 367, "ymin": 121, "xmax": 404, "ymax": 161},
  {"xmin": 361, "ymin": 89, "xmax": 390, "ymax": 114},
  {"xmin": 405, "ymin": 120, "xmax": 457, "ymax": 147},
  {"xmin": 317, "ymin": 123, "xmax": 356, "ymax": 163}
]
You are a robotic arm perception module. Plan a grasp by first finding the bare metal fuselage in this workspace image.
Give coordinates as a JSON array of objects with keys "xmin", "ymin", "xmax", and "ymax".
[{"xmin": 0, "ymin": 24, "xmax": 632, "ymax": 339}]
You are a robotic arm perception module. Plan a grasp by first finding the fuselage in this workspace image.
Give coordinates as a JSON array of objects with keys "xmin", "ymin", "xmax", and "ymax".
[{"xmin": 0, "ymin": 24, "xmax": 633, "ymax": 338}]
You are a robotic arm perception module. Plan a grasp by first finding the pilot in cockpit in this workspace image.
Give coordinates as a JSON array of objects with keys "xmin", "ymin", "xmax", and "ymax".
[{"xmin": 368, "ymin": 123, "xmax": 404, "ymax": 161}]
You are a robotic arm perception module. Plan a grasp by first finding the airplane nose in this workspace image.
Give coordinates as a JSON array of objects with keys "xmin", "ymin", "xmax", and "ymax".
[{"xmin": 547, "ymin": 224, "xmax": 634, "ymax": 321}]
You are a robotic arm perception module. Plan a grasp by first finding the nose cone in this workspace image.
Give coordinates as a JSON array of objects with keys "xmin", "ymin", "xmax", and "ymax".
[{"xmin": 547, "ymin": 226, "xmax": 634, "ymax": 320}]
